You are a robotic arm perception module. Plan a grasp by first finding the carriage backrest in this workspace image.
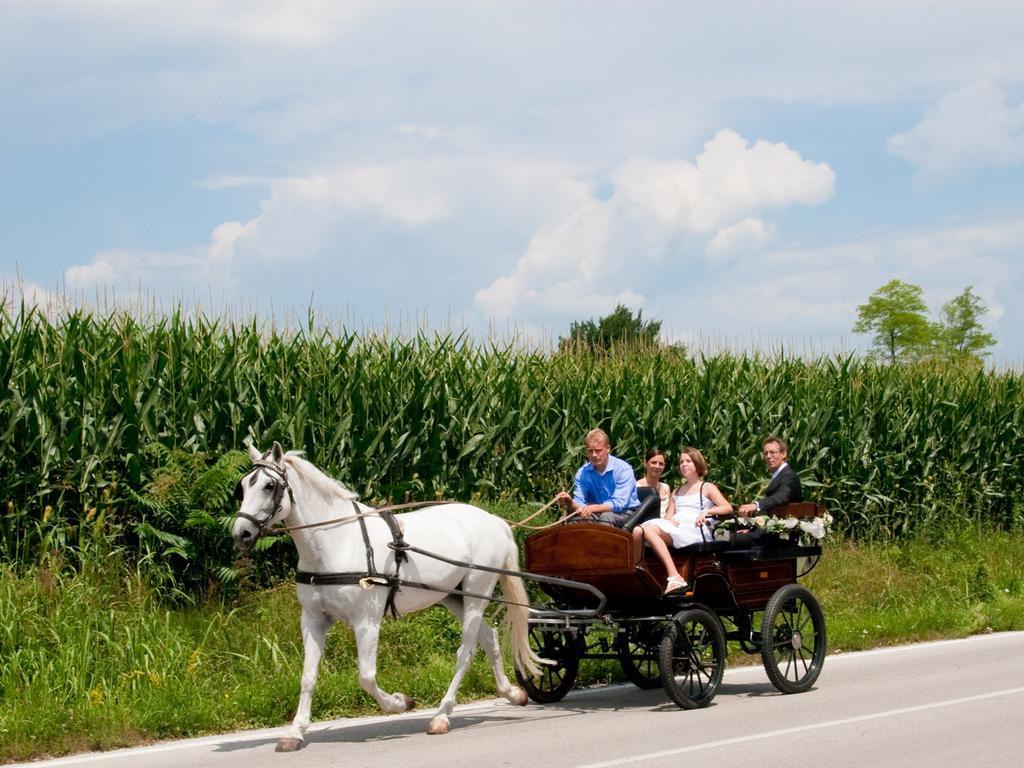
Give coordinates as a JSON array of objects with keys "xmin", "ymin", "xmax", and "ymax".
[{"xmin": 770, "ymin": 501, "xmax": 825, "ymax": 519}]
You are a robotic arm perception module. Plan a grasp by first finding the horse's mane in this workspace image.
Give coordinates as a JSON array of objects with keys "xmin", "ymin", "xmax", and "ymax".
[{"xmin": 281, "ymin": 452, "xmax": 359, "ymax": 504}]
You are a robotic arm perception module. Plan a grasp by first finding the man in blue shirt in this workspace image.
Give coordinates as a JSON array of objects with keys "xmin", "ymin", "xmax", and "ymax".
[{"xmin": 556, "ymin": 428, "xmax": 641, "ymax": 526}]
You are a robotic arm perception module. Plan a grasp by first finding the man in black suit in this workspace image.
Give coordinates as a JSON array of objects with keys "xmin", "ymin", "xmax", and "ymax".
[{"xmin": 738, "ymin": 437, "xmax": 803, "ymax": 515}]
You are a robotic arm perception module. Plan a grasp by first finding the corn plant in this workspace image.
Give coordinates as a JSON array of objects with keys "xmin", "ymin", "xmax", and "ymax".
[{"xmin": 2, "ymin": 300, "xmax": 1023, "ymax": 578}]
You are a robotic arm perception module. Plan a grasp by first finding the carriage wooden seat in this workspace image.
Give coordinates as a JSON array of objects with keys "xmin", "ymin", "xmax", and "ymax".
[
  {"xmin": 763, "ymin": 502, "xmax": 823, "ymax": 519},
  {"xmin": 524, "ymin": 522, "xmax": 722, "ymax": 608},
  {"xmin": 523, "ymin": 502, "xmax": 826, "ymax": 612},
  {"xmin": 524, "ymin": 523, "xmax": 659, "ymax": 606}
]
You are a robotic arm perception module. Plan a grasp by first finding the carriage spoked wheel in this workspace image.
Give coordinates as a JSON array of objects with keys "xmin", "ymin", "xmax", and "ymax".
[
  {"xmin": 515, "ymin": 623, "xmax": 581, "ymax": 703},
  {"xmin": 616, "ymin": 621, "xmax": 662, "ymax": 690},
  {"xmin": 658, "ymin": 607, "xmax": 726, "ymax": 709},
  {"xmin": 760, "ymin": 584, "xmax": 826, "ymax": 694}
]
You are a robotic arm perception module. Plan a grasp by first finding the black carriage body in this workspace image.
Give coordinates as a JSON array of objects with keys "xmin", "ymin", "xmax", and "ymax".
[
  {"xmin": 517, "ymin": 502, "xmax": 828, "ymax": 707},
  {"xmin": 523, "ymin": 519, "xmax": 819, "ymax": 615}
]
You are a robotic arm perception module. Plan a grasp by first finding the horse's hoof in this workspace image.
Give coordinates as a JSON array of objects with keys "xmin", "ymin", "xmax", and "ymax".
[
  {"xmin": 427, "ymin": 716, "xmax": 450, "ymax": 735},
  {"xmin": 275, "ymin": 738, "xmax": 303, "ymax": 752},
  {"xmin": 507, "ymin": 686, "xmax": 528, "ymax": 706},
  {"xmin": 400, "ymin": 693, "xmax": 416, "ymax": 711}
]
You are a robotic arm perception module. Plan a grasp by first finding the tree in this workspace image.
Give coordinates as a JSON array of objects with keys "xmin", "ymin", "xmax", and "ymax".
[
  {"xmin": 852, "ymin": 279, "xmax": 936, "ymax": 364},
  {"xmin": 559, "ymin": 304, "xmax": 662, "ymax": 352},
  {"xmin": 937, "ymin": 286, "xmax": 996, "ymax": 363}
]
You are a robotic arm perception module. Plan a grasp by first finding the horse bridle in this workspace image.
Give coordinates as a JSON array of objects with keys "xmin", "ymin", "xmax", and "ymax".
[{"xmin": 234, "ymin": 458, "xmax": 295, "ymax": 536}]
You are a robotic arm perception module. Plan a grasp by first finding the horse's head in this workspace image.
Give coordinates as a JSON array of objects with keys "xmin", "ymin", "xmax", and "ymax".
[{"xmin": 232, "ymin": 440, "xmax": 294, "ymax": 551}]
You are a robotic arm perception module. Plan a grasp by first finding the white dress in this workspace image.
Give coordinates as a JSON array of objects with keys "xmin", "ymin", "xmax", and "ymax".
[{"xmin": 644, "ymin": 491, "xmax": 714, "ymax": 548}]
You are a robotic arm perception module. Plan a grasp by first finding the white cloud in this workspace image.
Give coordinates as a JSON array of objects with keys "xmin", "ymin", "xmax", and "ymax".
[
  {"xmin": 45, "ymin": 0, "xmax": 367, "ymax": 45},
  {"xmin": 707, "ymin": 218, "xmax": 775, "ymax": 258},
  {"xmin": 64, "ymin": 242, "xmax": 236, "ymax": 292},
  {"xmin": 64, "ymin": 215, "xmax": 254, "ymax": 293},
  {"xmin": 240, "ymin": 157, "xmax": 585, "ymax": 237},
  {"xmin": 887, "ymin": 81, "xmax": 1024, "ymax": 176},
  {"xmin": 6, "ymin": 0, "xmax": 1024, "ymax": 155},
  {"xmin": 393, "ymin": 124, "xmax": 444, "ymax": 140},
  {"xmin": 473, "ymin": 198, "xmax": 627, "ymax": 317},
  {"xmin": 2, "ymin": 279, "xmax": 69, "ymax": 318},
  {"xmin": 63, "ymin": 153, "xmax": 595, "ymax": 301},
  {"xmin": 332, "ymin": 164, "xmax": 454, "ymax": 226},
  {"xmin": 617, "ymin": 130, "xmax": 835, "ymax": 233},
  {"xmin": 476, "ymin": 130, "xmax": 834, "ymax": 321}
]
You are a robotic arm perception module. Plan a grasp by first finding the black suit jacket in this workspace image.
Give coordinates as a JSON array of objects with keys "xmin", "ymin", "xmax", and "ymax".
[{"xmin": 758, "ymin": 464, "xmax": 803, "ymax": 513}]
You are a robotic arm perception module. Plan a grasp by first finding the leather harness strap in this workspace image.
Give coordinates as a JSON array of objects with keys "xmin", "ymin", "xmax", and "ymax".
[
  {"xmin": 235, "ymin": 459, "xmax": 295, "ymax": 534},
  {"xmin": 295, "ymin": 502, "xmax": 410, "ymax": 618},
  {"xmin": 379, "ymin": 510, "xmax": 408, "ymax": 618},
  {"xmin": 355, "ymin": 503, "xmax": 378, "ymax": 578},
  {"xmin": 236, "ymin": 459, "xmax": 444, "ymax": 617}
]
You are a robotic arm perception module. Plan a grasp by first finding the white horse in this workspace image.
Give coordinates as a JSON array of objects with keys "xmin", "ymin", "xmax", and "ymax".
[{"xmin": 231, "ymin": 442, "xmax": 541, "ymax": 751}]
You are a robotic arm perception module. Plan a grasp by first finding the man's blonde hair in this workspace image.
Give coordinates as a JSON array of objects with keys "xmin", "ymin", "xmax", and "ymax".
[{"xmin": 585, "ymin": 428, "xmax": 610, "ymax": 447}]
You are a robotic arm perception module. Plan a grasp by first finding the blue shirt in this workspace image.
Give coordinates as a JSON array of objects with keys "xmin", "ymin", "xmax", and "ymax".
[{"xmin": 572, "ymin": 455, "xmax": 640, "ymax": 513}]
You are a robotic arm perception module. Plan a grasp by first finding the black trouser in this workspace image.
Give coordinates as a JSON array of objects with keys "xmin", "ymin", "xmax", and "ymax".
[
  {"xmin": 620, "ymin": 495, "xmax": 661, "ymax": 531},
  {"xmin": 576, "ymin": 495, "xmax": 660, "ymax": 530}
]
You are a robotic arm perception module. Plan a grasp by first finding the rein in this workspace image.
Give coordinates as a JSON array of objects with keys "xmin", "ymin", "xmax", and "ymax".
[
  {"xmin": 234, "ymin": 462, "xmax": 584, "ymax": 615},
  {"xmin": 235, "ymin": 457, "xmax": 460, "ymax": 540},
  {"xmin": 269, "ymin": 498, "xmax": 456, "ymax": 536},
  {"xmin": 508, "ymin": 496, "xmax": 579, "ymax": 530},
  {"xmin": 237, "ymin": 458, "xmax": 572, "ymax": 539}
]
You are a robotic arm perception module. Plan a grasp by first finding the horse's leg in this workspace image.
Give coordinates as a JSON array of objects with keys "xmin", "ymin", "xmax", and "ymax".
[
  {"xmin": 427, "ymin": 590, "xmax": 492, "ymax": 735},
  {"xmin": 440, "ymin": 596, "xmax": 527, "ymax": 708},
  {"xmin": 277, "ymin": 607, "xmax": 333, "ymax": 752},
  {"xmin": 354, "ymin": 612, "xmax": 416, "ymax": 715}
]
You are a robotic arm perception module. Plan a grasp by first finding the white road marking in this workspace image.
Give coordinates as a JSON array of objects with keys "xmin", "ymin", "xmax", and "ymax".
[{"xmin": 573, "ymin": 685, "xmax": 1024, "ymax": 768}]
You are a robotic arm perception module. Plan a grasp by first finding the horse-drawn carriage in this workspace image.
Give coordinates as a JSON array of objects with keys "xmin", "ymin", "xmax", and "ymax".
[
  {"xmin": 515, "ymin": 503, "xmax": 827, "ymax": 709},
  {"xmin": 232, "ymin": 443, "xmax": 827, "ymax": 750}
]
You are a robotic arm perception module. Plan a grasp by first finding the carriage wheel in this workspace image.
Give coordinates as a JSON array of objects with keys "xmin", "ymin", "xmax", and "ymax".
[
  {"xmin": 760, "ymin": 584, "xmax": 826, "ymax": 694},
  {"xmin": 616, "ymin": 622, "xmax": 661, "ymax": 690},
  {"xmin": 658, "ymin": 608, "xmax": 726, "ymax": 709},
  {"xmin": 515, "ymin": 624, "xmax": 581, "ymax": 703}
]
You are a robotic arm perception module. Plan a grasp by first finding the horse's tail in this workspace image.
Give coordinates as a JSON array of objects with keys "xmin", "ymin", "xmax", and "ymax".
[{"xmin": 500, "ymin": 546, "xmax": 544, "ymax": 678}]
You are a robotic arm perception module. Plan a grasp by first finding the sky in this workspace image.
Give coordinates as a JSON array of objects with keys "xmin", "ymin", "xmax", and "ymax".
[{"xmin": 2, "ymin": 1, "xmax": 1024, "ymax": 363}]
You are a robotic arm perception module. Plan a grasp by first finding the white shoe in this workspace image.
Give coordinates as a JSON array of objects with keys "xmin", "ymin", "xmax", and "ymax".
[{"xmin": 664, "ymin": 576, "xmax": 688, "ymax": 594}]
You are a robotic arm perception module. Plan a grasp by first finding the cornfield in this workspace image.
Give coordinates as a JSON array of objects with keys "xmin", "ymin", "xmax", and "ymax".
[{"xmin": 2, "ymin": 302, "xmax": 1023, "ymax": 564}]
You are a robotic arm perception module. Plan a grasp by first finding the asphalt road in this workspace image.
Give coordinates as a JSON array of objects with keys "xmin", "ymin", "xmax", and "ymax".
[{"xmin": 20, "ymin": 631, "xmax": 1024, "ymax": 768}]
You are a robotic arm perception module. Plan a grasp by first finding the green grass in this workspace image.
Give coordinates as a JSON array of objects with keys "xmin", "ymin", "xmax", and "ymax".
[
  {"xmin": 805, "ymin": 528, "xmax": 1024, "ymax": 651},
  {"xmin": 3, "ymin": 524, "xmax": 1024, "ymax": 763}
]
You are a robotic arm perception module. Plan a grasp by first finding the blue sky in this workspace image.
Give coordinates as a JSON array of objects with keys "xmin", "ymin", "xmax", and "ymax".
[{"xmin": 3, "ymin": 1, "xmax": 1024, "ymax": 363}]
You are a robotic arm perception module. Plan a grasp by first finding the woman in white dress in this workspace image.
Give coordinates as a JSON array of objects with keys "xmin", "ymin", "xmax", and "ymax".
[
  {"xmin": 637, "ymin": 447, "xmax": 732, "ymax": 594},
  {"xmin": 636, "ymin": 447, "xmax": 671, "ymax": 517}
]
